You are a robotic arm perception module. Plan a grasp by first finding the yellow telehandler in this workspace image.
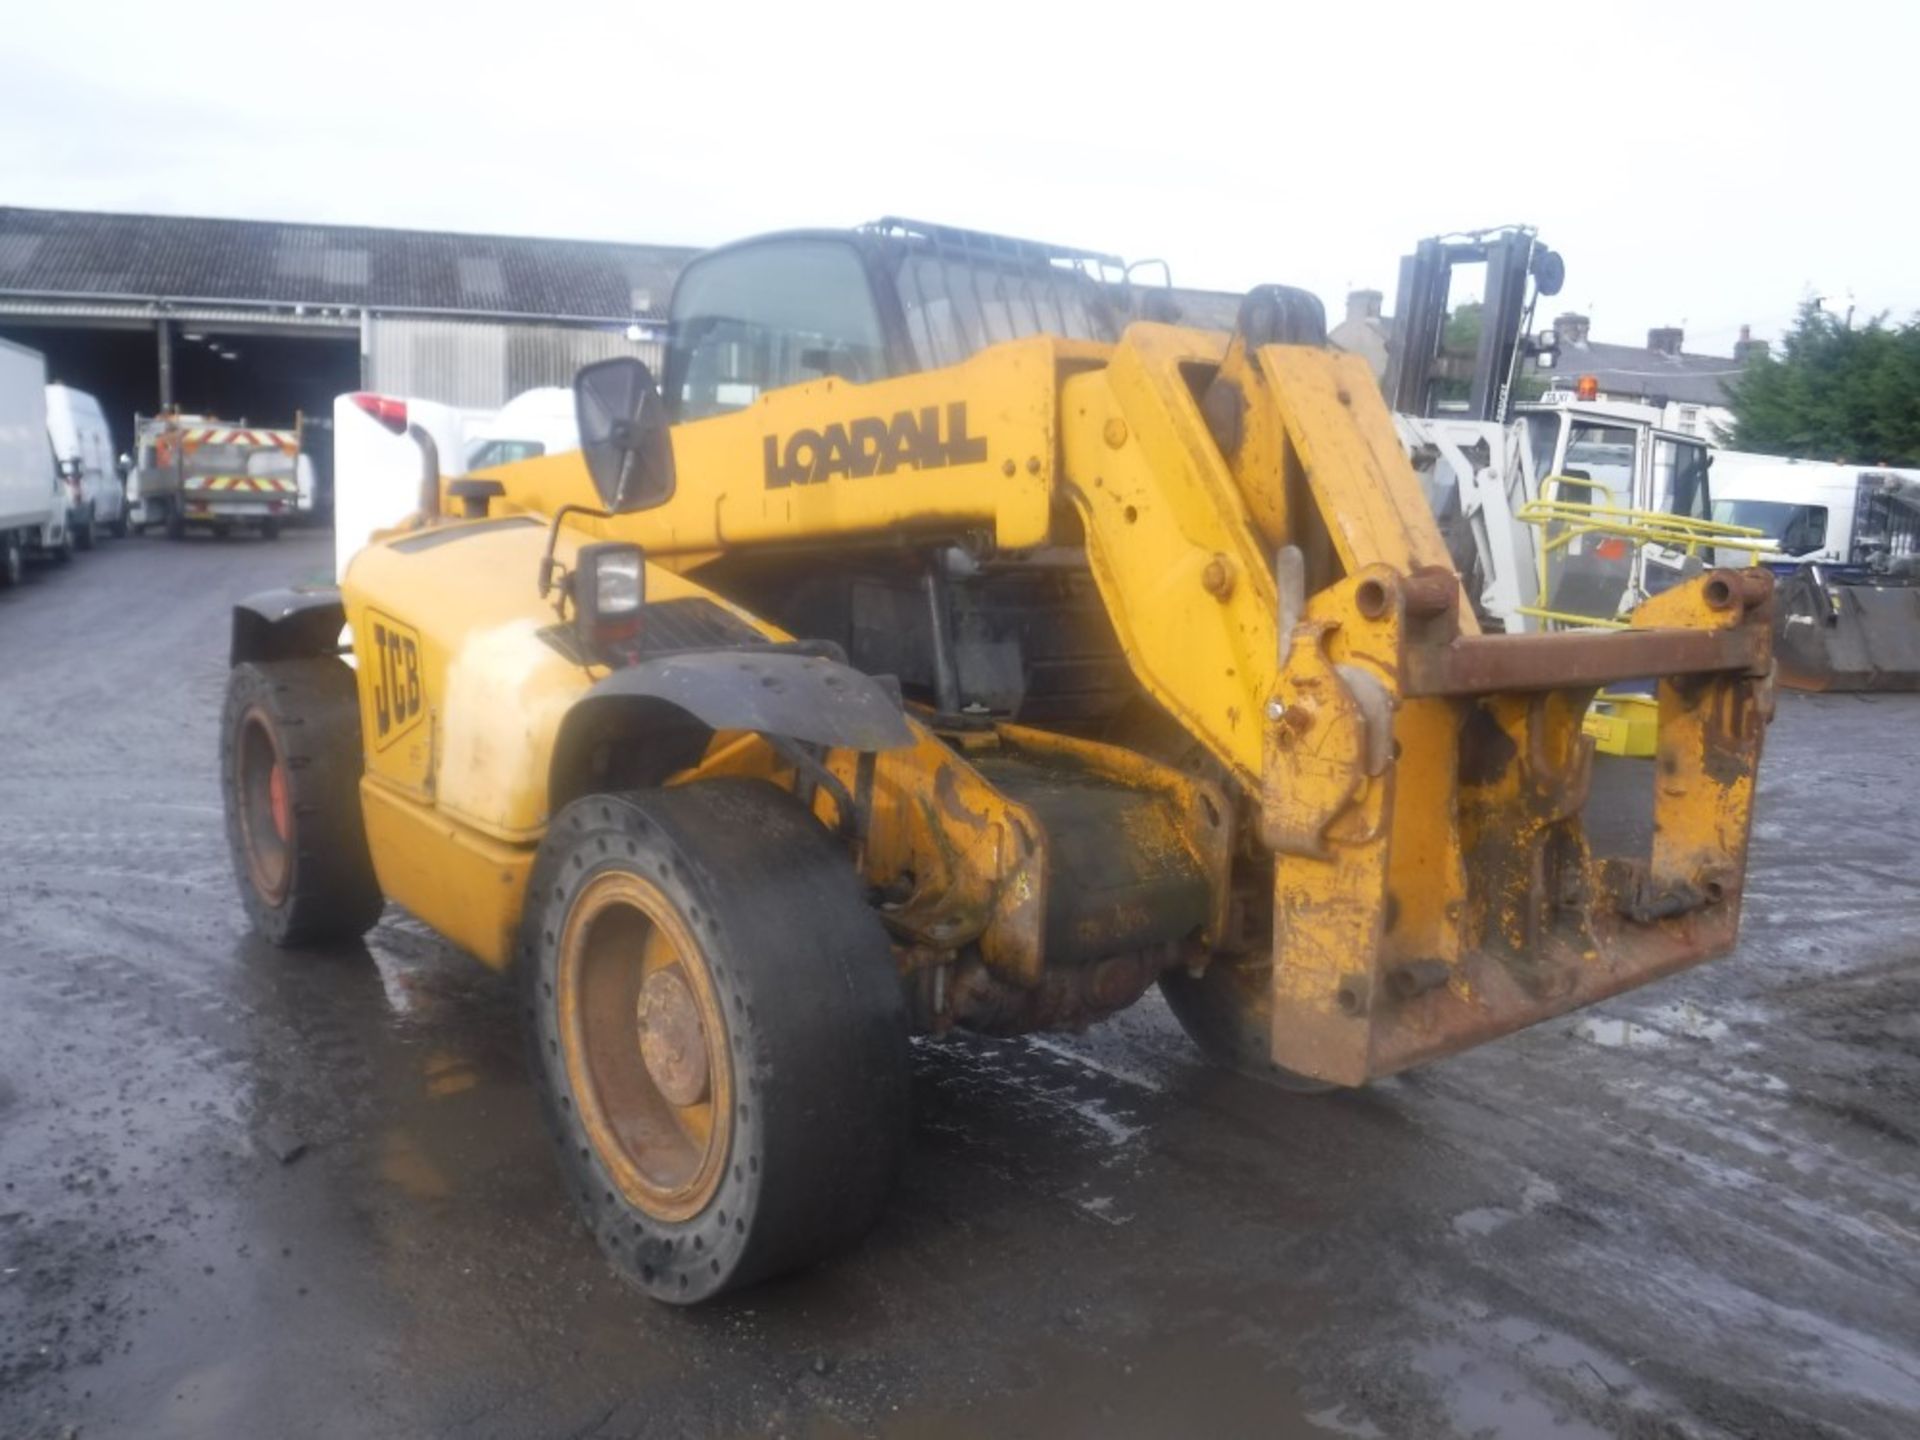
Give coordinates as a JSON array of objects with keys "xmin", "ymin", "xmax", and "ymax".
[{"xmin": 221, "ymin": 219, "xmax": 1774, "ymax": 1302}]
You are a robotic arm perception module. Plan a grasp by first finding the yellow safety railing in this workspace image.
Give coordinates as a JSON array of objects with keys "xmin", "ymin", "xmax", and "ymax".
[{"xmin": 1514, "ymin": 476, "xmax": 1772, "ymax": 630}]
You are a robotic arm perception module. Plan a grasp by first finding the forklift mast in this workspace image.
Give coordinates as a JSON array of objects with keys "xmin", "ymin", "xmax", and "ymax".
[{"xmin": 1383, "ymin": 227, "xmax": 1565, "ymax": 424}]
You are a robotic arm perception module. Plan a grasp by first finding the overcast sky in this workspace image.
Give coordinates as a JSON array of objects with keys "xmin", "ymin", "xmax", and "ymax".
[{"xmin": 4, "ymin": 0, "xmax": 1912, "ymax": 353}]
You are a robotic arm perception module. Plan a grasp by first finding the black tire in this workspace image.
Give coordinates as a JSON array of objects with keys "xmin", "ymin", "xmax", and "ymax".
[
  {"xmin": 109, "ymin": 511, "xmax": 128, "ymax": 540},
  {"xmin": 74, "ymin": 520, "xmax": 95, "ymax": 552},
  {"xmin": 522, "ymin": 779, "xmax": 910, "ymax": 1304},
  {"xmin": 220, "ymin": 659, "xmax": 385, "ymax": 946},
  {"xmin": 261, "ymin": 517, "xmax": 281, "ymax": 541},
  {"xmin": 164, "ymin": 501, "xmax": 186, "ymax": 542},
  {"xmin": 1159, "ymin": 957, "xmax": 1338, "ymax": 1093},
  {"xmin": 0, "ymin": 537, "xmax": 21, "ymax": 589}
]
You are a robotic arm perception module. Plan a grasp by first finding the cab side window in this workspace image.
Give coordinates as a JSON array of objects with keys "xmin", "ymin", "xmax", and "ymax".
[
  {"xmin": 1782, "ymin": 505, "xmax": 1829, "ymax": 556},
  {"xmin": 668, "ymin": 241, "xmax": 888, "ymax": 422},
  {"xmin": 1653, "ymin": 438, "xmax": 1712, "ymax": 522}
]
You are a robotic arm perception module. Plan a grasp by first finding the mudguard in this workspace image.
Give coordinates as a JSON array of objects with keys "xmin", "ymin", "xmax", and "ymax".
[
  {"xmin": 578, "ymin": 650, "xmax": 913, "ymax": 750},
  {"xmin": 549, "ymin": 649, "xmax": 915, "ymax": 803},
  {"xmin": 230, "ymin": 588, "xmax": 347, "ymax": 666}
]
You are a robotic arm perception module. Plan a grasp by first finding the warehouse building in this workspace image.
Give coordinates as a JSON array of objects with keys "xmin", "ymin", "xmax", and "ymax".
[{"xmin": 0, "ymin": 206, "xmax": 694, "ymax": 453}]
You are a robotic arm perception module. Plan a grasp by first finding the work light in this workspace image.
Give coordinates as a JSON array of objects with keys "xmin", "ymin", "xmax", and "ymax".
[{"xmin": 574, "ymin": 542, "xmax": 647, "ymax": 654}]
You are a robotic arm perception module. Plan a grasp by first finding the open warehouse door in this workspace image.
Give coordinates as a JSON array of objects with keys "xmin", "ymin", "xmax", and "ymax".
[{"xmin": 0, "ymin": 318, "xmax": 360, "ymax": 529}]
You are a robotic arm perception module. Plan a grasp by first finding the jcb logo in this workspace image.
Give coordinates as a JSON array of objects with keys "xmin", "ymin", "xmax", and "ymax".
[
  {"xmin": 762, "ymin": 401, "xmax": 988, "ymax": 488},
  {"xmin": 368, "ymin": 613, "xmax": 424, "ymax": 749}
]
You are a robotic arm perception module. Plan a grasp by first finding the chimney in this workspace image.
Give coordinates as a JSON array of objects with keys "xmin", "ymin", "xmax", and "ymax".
[
  {"xmin": 1553, "ymin": 312, "xmax": 1590, "ymax": 346},
  {"xmin": 1647, "ymin": 326, "xmax": 1684, "ymax": 357},
  {"xmin": 1345, "ymin": 288, "xmax": 1383, "ymax": 324},
  {"xmin": 1733, "ymin": 323, "xmax": 1770, "ymax": 365}
]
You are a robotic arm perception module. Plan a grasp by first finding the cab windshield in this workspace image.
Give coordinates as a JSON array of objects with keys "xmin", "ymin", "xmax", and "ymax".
[{"xmin": 1714, "ymin": 498, "xmax": 1828, "ymax": 555}]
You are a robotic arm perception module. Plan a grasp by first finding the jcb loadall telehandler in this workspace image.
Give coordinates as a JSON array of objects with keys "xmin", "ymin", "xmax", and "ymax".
[{"xmin": 222, "ymin": 219, "xmax": 1774, "ymax": 1302}]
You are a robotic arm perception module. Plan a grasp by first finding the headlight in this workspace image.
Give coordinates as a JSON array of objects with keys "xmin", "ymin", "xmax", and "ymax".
[
  {"xmin": 592, "ymin": 548, "xmax": 643, "ymax": 615},
  {"xmin": 574, "ymin": 542, "xmax": 647, "ymax": 655}
]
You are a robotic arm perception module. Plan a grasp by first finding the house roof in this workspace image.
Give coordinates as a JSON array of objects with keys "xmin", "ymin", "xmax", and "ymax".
[
  {"xmin": 1549, "ymin": 338, "xmax": 1745, "ymax": 408},
  {"xmin": 0, "ymin": 206, "xmax": 698, "ymax": 321}
]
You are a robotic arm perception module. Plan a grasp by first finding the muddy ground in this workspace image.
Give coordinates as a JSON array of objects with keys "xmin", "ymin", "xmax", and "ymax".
[{"xmin": 1, "ymin": 530, "xmax": 1916, "ymax": 1439}]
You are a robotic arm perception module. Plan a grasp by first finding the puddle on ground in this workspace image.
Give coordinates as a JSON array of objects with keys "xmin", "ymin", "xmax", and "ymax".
[
  {"xmin": 1452, "ymin": 1175, "xmax": 1561, "ymax": 1239},
  {"xmin": 1571, "ymin": 1000, "xmax": 1730, "ymax": 1050}
]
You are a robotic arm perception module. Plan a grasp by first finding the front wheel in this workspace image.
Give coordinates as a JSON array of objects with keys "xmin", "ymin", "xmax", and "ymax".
[
  {"xmin": 220, "ymin": 659, "xmax": 385, "ymax": 945},
  {"xmin": 1159, "ymin": 955, "xmax": 1338, "ymax": 1093},
  {"xmin": 522, "ymin": 780, "xmax": 910, "ymax": 1304}
]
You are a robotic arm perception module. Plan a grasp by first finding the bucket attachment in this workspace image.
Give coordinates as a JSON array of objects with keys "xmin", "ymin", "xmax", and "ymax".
[{"xmin": 1773, "ymin": 566, "xmax": 1920, "ymax": 692}]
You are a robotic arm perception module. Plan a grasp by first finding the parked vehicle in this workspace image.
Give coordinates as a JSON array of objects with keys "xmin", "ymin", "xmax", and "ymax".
[
  {"xmin": 330, "ymin": 387, "xmax": 578, "ymax": 581},
  {"xmin": 45, "ymin": 383, "xmax": 124, "ymax": 546},
  {"xmin": 1385, "ymin": 229, "xmax": 1742, "ymax": 634},
  {"xmin": 1710, "ymin": 452, "xmax": 1920, "ymax": 689},
  {"xmin": 228, "ymin": 219, "xmax": 1772, "ymax": 1303},
  {"xmin": 0, "ymin": 339, "xmax": 71, "ymax": 586},
  {"xmin": 134, "ymin": 415, "xmax": 305, "ymax": 540},
  {"xmin": 462, "ymin": 386, "xmax": 578, "ymax": 471},
  {"xmin": 331, "ymin": 392, "xmax": 482, "ymax": 580}
]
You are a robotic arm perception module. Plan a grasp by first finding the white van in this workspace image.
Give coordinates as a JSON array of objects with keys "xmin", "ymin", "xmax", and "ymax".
[
  {"xmin": 462, "ymin": 387, "xmax": 579, "ymax": 472},
  {"xmin": 1709, "ymin": 452, "xmax": 1920, "ymax": 570},
  {"xmin": 331, "ymin": 386, "xmax": 580, "ymax": 581},
  {"xmin": 0, "ymin": 339, "xmax": 70, "ymax": 585},
  {"xmin": 45, "ymin": 384, "xmax": 125, "ymax": 546}
]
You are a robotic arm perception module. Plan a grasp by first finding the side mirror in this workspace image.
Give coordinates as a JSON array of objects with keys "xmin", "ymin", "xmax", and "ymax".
[
  {"xmin": 575, "ymin": 357, "xmax": 675, "ymax": 514},
  {"xmin": 1530, "ymin": 246, "xmax": 1566, "ymax": 298}
]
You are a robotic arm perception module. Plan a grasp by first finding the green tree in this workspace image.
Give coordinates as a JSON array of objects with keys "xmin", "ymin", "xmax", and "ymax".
[
  {"xmin": 1727, "ymin": 303, "xmax": 1920, "ymax": 465},
  {"xmin": 1432, "ymin": 300, "xmax": 1547, "ymax": 408}
]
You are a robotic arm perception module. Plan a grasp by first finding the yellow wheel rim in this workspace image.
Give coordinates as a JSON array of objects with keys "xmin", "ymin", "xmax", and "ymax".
[{"xmin": 556, "ymin": 870, "xmax": 732, "ymax": 1223}]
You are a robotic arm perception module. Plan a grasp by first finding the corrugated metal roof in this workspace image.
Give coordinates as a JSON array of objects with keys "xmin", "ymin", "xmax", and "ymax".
[{"xmin": 0, "ymin": 207, "xmax": 697, "ymax": 321}]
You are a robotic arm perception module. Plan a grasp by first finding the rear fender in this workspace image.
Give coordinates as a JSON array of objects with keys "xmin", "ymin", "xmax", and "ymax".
[{"xmin": 230, "ymin": 588, "xmax": 346, "ymax": 666}]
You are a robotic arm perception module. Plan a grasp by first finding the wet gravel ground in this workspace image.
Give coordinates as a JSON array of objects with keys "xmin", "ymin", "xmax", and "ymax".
[{"xmin": 1, "ymin": 529, "xmax": 1917, "ymax": 1439}]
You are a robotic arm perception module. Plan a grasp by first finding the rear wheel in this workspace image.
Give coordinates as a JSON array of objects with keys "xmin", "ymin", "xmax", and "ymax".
[
  {"xmin": 1160, "ymin": 956, "xmax": 1337, "ymax": 1093},
  {"xmin": 522, "ymin": 779, "xmax": 910, "ymax": 1304},
  {"xmin": 0, "ymin": 537, "xmax": 21, "ymax": 589},
  {"xmin": 261, "ymin": 517, "xmax": 281, "ymax": 541},
  {"xmin": 164, "ymin": 501, "xmax": 185, "ymax": 541},
  {"xmin": 220, "ymin": 659, "xmax": 385, "ymax": 946}
]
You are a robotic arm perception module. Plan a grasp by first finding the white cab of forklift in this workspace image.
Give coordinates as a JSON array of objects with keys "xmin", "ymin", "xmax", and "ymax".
[
  {"xmin": 0, "ymin": 338, "xmax": 72, "ymax": 588},
  {"xmin": 45, "ymin": 383, "xmax": 124, "ymax": 548},
  {"xmin": 1400, "ymin": 397, "xmax": 1716, "ymax": 631}
]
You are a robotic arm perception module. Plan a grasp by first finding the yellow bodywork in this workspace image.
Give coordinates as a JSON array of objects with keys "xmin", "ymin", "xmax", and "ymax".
[{"xmin": 343, "ymin": 319, "xmax": 1772, "ymax": 1085}]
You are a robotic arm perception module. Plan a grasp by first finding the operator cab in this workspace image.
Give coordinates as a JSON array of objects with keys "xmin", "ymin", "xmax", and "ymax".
[
  {"xmin": 663, "ymin": 219, "xmax": 1128, "ymax": 423},
  {"xmin": 1515, "ymin": 400, "xmax": 1715, "ymax": 619}
]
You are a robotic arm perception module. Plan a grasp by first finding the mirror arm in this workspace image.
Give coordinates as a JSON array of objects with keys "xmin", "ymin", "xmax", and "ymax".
[{"xmin": 539, "ymin": 502, "xmax": 613, "ymax": 618}]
